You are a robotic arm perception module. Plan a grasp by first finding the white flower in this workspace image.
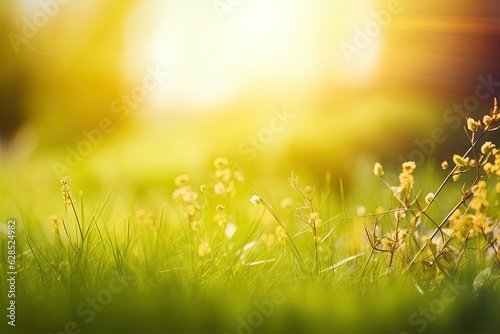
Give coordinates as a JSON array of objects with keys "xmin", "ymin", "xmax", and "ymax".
[
  {"xmin": 394, "ymin": 209, "xmax": 406, "ymax": 220},
  {"xmin": 250, "ymin": 195, "xmax": 262, "ymax": 205},
  {"xmin": 225, "ymin": 223, "xmax": 237, "ymax": 239},
  {"xmin": 356, "ymin": 206, "xmax": 366, "ymax": 216},
  {"xmin": 425, "ymin": 192, "xmax": 435, "ymax": 205},
  {"xmin": 214, "ymin": 182, "xmax": 226, "ymax": 195}
]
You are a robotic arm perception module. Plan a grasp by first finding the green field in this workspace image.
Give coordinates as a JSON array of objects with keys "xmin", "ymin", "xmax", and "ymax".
[{"xmin": 1, "ymin": 104, "xmax": 500, "ymax": 334}]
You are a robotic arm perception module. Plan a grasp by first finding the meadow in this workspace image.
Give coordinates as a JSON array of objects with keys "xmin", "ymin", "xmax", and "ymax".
[{"xmin": 1, "ymin": 100, "xmax": 499, "ymax": 334}]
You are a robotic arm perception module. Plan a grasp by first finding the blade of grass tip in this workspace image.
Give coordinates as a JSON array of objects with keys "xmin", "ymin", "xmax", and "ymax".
[
  {"xmin": 158, "ymin": 202, "xmax": 166, "ymax": 245},
  {"xmin": 201, "ymin": 241, "xmax": 224, "ymax": 281},
  {"xmin": 246, "ymin": 184, "xmax": 303, "ymax": 263},
  {"xmin": 80, "ymin": 191, "xmax": 85, "ymax": 242},
  {"xmin": 83, "ymin": 188, "xmax": 115, "ymax": 242},
  {"xmin": 69, "ymin": 197, "xmax": 84, "ymax": 246},
  {"xmin": 357, "ymin": 248, "xmax": 375, "ymax": 289},
  {"xmin": 24, "ymin": 233, "xmax": 58, "ymax": 276},
  {"xmin": 60, "ymin": 217, "xmax": 77, "ymax": 253},
  {"xmin": 320, "ymin": 253, "xmax": 364, "ymax": 273},
  {"xmin": 18, "ymin": 228, "xmax": 47, "ymax": 280},
  {"xmin": 339, "ymin": 178, "xmax": 347, "ymax": 219},
  {"xmin": 318, "ymin": 172, "xmax": 332, "ymax": 212}
]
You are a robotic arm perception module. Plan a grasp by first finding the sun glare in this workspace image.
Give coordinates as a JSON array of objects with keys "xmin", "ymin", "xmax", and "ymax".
[{"xmin": 122, "ymin": 0, "xmax": 380, "ymax": 114}]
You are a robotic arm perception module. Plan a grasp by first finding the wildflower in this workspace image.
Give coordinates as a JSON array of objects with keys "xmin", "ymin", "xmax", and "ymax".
[
  {"xmin": 394, "ymin": 209, "xmax": 406, "ymax": 220},
  {"xmin": 250, "ymin": 195, "xmax": 262, "ymax": 205},
  {"xmin": 466, "ymin": 117, "xmax": 481, "ymax": 132},
  {"xmin": 380, "ymin": 228, "xmax": 407, "ymax": 250},
  {"xmin": 452, "ymin": 154, "xmax": 469, "ymax": 167},
  {"xmin": 60, "ymin": 176, "xmax": 72, "ymax": 205},
  {"xmin": 492, "ymin": 97, "xmax": 499, "ymax": 119},
  {"xmin": 199, "ymin": 184, "xmax": 206, "ymax": 193},
  {"xmin": 190, "ymin": 220, "xmax": 201, "ymax": 231},
  {"xmin": 305, "ymin": 186, "xmax": 313, "ymax": 196},
  {"xmin": 483, "ymin": 162, "xmax": 495, "ymax": 176},
  {"xmin": 481, "ymin": 141, "xmax": 495, "ymax": 155},
  {"xmin": 402, "ymin": 161, "xmax": 416, "ymax": 174},
  {"xmin": 174, "ymin": 174, "xmax": 190, "ymax": 187},
  {"xmin": 261, "ymin": 233, "xmax": 275, "ymax": 248},
  {"xmin": 49, "ymin": 215, "xmax": 61, "ymax": 235},
  {"xmin": 373, "ymin": 162, "xmax": 384, "ymax": 176},
  {"xmin": 213, "ymin": 212, "xmax": 228, "ymax": 227},
  {"xmin": 470, "ymin": 181, "xmax": 489, "ymax": 212},
  {"xmin": 425, "ymin": 192, "xmax": 435, "ymax": 205},
  {"xmin": 441, "ymin": 161, "xmax": 449, "ymax": 170},
  {"xmin": 214, "ymin": 182, "xmax": 226, "ymax": 195},
  {"xmin": 233, "ymin": 171, "xmax": 245, "ymax": 183},
  {"xmin": 136, "ymin": 210, "xmax": 157, "ymax": 232},
  {"xmin": 356, "ymin": 206, "xmax": 366, "ymax": 216},
  {"xmin": 225, "ymin": 223, "xmax": 237, "ymax": 239},
  {"xmin": 308, "ymin": 212, "xmax": 322, "ymax": 228},
  {"xmin": 182, "ymin": 190, "xmax": 198, "ymax": 203},
  {"xmin": 216, "ymin": 204, "xmax": 225, "ymax": 212},
  {"xmin": 280, "ymin": 197, "xmax": 294, "ymax": 209},
  {"xmin": 483, "ymin": 115, "xmax": 493, "ymax": 127},
  {"xmin": 275, "ymin": 225, "xmax": 286, "ymax": 242},
  {"xmin": 198, "ymin": 242, "xmax": 212, "ymax": 257},
  {"xmin": 185, "ymin": 205, "xmax": 198, "ymax": 217},
  {"xmin": 398, "ymin": 161, "xmax": 416, "ymax": 191},
  {"xmin": 469, "ymin": 159, "xmax": 478, "ymax": 167},
  {"xmin": 399, "ymin": 172, "xmax": 414, "ymax": 190},
  {"xmin": 391, "ymin": 186, "xmax": 403, "ymax": 199},
  {"xmin": 215, "ymin": 168, "xmax": 231, "ymax": 182},
  {"xmin": 452, "ymin": 174, "xmax": 460, "ymax": 182},
  {"xmin": 214, "ymin": 157, "xmax": 229, "ymax": 170}
]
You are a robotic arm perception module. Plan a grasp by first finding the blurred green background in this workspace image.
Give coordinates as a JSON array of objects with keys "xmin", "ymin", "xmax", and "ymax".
[{"xmin": 0, "ymin": 0, "xmax": 499, "ymax": 190}]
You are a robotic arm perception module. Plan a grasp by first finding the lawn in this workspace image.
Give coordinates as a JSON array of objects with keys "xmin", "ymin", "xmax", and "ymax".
[{"xmin": 1, "ymin": 101, "xmax": 500, "ymax": 334}]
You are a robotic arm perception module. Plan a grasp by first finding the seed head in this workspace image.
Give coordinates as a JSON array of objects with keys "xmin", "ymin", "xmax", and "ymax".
[
  {"xmin": 452, "ymin": 154, "xmax": 469, "ymax": 167},
  {"xmin": 481, "ymin": 141, "xmax": 495, "ymax": 155},
  {"xmin": 402, "ymin": 161, "xmax": 416, "ymax": 174},
  {"xmin": 60, "ymin": 176, "xmax": 72, "ymax": 205},
  {"xmin": 373, "ymin": 162, "xmax": 384, "ymax": 176},
  {"xmin": 466, "ymin": 118, "xmax": 481, "ymax": 132}
]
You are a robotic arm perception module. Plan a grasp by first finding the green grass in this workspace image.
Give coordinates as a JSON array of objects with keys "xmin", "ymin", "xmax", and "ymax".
[{"xmin": 2, "ymin": 105, "xmax": 500, "ymax": 334}]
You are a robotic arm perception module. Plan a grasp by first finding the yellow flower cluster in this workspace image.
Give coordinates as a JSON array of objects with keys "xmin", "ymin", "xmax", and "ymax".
[
  {"xmin": 212, "ymin": 157, "xmax": 245, "ymax": 198},
  {"xmin": 399, "ymin": 161, "xmax": 416, "ymax": 192},
  {"xmin": 449, "ymin": 181, "xmax": 493, "ymax": 240},
  {"xmin": 308, "ymin": 212, "xmax": 322, "ymax": 228},
  {"xmin": 465, "ymin": 97, "xmax": 500, "ymax": 132},
  {"xmin": 483, "ymin": 148, "xmax": 500, "ymax": 193},
  {"xmin": 213, "ymin": 211, "xmax": 228, "ymax": 228},
  {"xmin": 136, "ymin": 209, "xmax": 158, "ymax": 232},
  {"xmin": 261, "ymin": 226, "xmax": 287, "ymax": 249},
  {"xmin": 380, "ymin": 228, "xmax": 408, "ymax": 251},
  {"xmin": 60, "ymin": 176, "xmax": 72, "ymax": 205},
  {"xmin": 198, "ymin": 241, "xmax": 212, "ymax": 257},
  {"xmin": 172, "ymin": 174, "xmax": 200, "ymax": 218},
  {"xmin": 49, "ymin": 215, "xmax": 61, "ymax": 235}
]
